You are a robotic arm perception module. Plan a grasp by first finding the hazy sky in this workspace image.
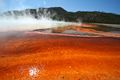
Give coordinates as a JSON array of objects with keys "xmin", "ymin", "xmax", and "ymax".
[{"xmin": 0, "ymin": 0, "xmax": 120, "ymax": 14}]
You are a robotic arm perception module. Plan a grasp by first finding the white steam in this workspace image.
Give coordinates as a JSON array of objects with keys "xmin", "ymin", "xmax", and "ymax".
[
  {"xmin": 0, "ymin": 0, "xmax": 81, "ymax": 32},
  {"xmin": 0, "ymin": 15, "xmax": 80, "ymax": 32}
]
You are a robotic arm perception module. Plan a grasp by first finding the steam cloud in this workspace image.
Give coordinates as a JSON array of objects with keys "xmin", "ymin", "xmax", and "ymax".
[
  {"xmin": 0, "ymin": 0, "xmax": 81, "ymax": 32},
  {"xmin": 0, "ymin": 10, "xmax": 80, "ymax": 32},
  {"xmin": 0, "ymin": 17, "xmax": 74, "ymax": 32}
]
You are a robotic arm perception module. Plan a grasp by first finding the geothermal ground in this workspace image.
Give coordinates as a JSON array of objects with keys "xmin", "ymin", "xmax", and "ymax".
[{"xmin": 0, "ymin": 24, "xmax": 120, "ymax": 80}]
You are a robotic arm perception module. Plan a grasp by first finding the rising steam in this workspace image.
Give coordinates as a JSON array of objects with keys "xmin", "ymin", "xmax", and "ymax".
[
  {"xmin": 0, "ymin": 9, "xmax": 80, "ymax": 32},
  {"xmin": 0, "ymin": 0, "xmax": 81, "ymax": 32}
]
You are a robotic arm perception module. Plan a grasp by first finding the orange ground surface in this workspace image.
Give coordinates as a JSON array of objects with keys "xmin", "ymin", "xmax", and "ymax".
[{"xmin": 0, "ymin": 33, "xmax": 120, "ymax": 80}]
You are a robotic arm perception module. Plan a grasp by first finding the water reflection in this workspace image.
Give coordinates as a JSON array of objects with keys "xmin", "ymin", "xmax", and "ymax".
[{"xmin": 29, "ymin": 67, "xmax": 39, "ymax": 77}]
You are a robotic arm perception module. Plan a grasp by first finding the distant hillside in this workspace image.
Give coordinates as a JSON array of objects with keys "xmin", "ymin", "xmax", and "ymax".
[{"xmin": 1, "ymin": 7, "xmax": 120, "ymax": 24}]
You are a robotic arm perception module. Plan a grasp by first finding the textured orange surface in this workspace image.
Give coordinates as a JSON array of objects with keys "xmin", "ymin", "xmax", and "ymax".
[{"xmin": 0, "ymin": 33, "xmax": 120, "ymax": 80}]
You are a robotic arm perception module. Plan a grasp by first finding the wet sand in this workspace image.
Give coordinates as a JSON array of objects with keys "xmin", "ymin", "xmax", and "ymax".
[{"xmin": 0, "ymin": 32, "xmax": 120, "ymax": 80}]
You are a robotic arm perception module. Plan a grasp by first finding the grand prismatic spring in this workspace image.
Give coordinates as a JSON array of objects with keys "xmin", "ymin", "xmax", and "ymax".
[{"xmin": 0, "ymin": 0, "xmax": 120, "ymax": 80}]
